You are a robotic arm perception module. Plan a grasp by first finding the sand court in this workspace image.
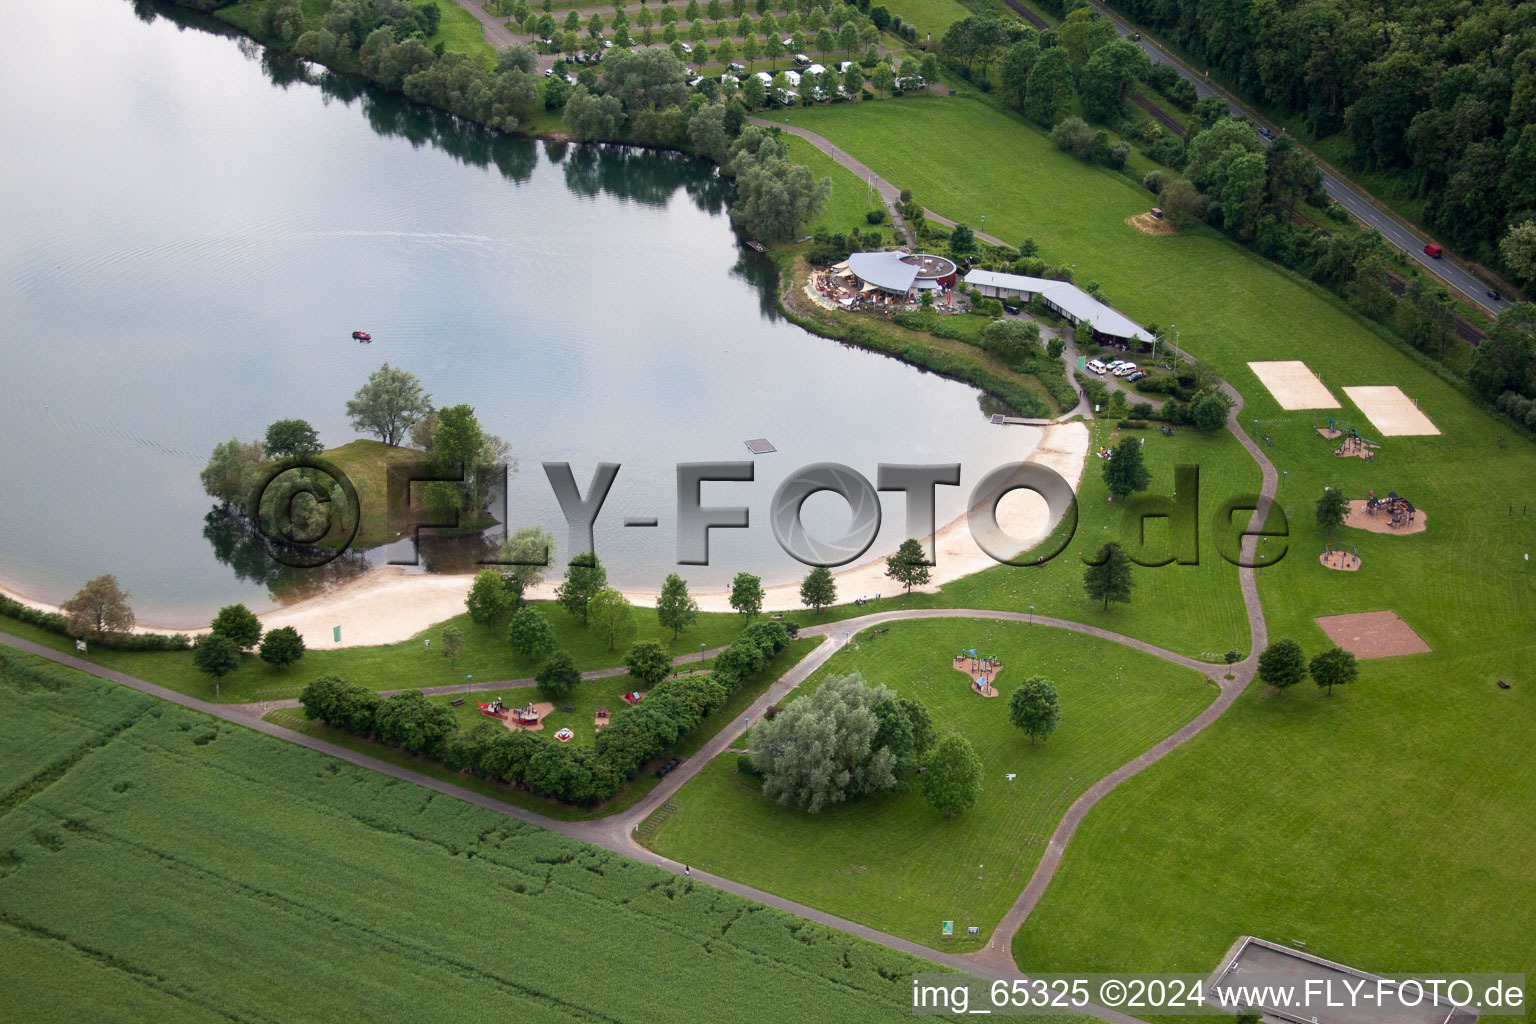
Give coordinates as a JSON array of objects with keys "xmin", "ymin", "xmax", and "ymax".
[
  {"xmin": 1247, "ymin": 360, "xmax": 1339, "ymax": 410},
  {"xmin": 1315, "ymin": 611, "xmax": 1431, "ymax": 658},
  {"xmin": 1342, "ymin": 385, "xmax": 1440, "ymax": 436}
]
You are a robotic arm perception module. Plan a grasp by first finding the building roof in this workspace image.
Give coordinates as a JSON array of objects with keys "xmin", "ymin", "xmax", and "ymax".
[
  {"xmin": 848, "ymin": 251, "xmax": 919, "ymax": 293},
  {"xmin": 962, "ymin": 269, "xmax": 1153, "ymax": 342}
]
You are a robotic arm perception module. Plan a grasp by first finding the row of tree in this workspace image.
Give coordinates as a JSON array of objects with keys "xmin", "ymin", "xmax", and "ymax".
[
  {"xmin": 1095, "ymin": 0, "xmax": 1536, "ymax": 285},
  {"xmin": 298, "ymin": 619, "xmax": 794, "ymax": 804},
  {"xmin": 190, "ymin": 602, "xmax": 306, "ymax": 685}
]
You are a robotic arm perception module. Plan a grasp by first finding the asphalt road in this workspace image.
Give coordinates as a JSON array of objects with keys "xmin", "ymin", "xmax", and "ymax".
[{"xmin": 1081, "ymin": 0, "xmax": 1510, "ymax": 317}]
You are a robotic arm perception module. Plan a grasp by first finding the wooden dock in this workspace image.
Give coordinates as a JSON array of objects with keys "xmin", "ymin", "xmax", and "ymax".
[
  {"xmin": 990, "ymin": 414, "xmax": 1053, "ymax": 426},
  {"xmin": 745, "ymin": 239, "xmax": 768, "ymax": 253}
]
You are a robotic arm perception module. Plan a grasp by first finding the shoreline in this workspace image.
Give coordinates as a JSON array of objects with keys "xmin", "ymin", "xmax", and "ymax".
[{"xmin": 1, "ymin": 421, "xmax": 1088, "ymax": 649}]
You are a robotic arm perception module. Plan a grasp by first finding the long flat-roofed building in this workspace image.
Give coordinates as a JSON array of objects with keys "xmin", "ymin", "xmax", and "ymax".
[{"xmin": 965, "ymin": 268, "xmax": 1153, "ymax": 347}]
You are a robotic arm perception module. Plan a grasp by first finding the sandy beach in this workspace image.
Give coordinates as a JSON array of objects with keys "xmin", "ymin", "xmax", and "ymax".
[{"xmin": 4, "ymin": 422, "xmax": 1088, "ymax": 649}]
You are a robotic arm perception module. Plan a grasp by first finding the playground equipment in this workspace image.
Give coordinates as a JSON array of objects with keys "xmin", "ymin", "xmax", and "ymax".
[
  {"xmin": 1363, "ymin": 492, "xmax": 1416, "ymax": 528},
  {"xmin": 477, "ymin": 698, "xmax": 507, "ymax": 719},
  {"xmin": 1319, "ymin": 544, "xmax": 1361, "ymax": 572},
  {"xmin": 1333, "ymin": 429, "xmax": 1380, "ymax": 459}
]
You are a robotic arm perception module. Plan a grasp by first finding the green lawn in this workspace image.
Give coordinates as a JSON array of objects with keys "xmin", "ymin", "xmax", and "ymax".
[
  {"xmin": 782, "ymin": 136, "xmax": 888, "ymax": 238},
  {"xmin": 218, "ymin": 0, "xmax": 496, "ymax": 68},
  {"xmin": 0, "ymin": 644, "xmax": 971, "ymax": 1022},
  {"xmin": 879, "ymin": 0, "xmax": 974, "ymax": 37},
  {"xmin": 0, "ymin": 598, "xmax": 752, "ymax": 703},
  {"xmin": 772, "ymin": 85, "xmax": 1536, "ymax": 997},
  {"xmin": 639, "ymin": 618, "xmax": 1215, "ymax": 950}
]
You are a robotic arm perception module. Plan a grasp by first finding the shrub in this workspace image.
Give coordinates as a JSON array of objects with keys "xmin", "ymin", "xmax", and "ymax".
[
  {"xmin": 0, "ymin": 594, "xmax": 191, "ymax": 650},
  {"xmin": 865, "ymin": 208, "xmax": 886, "ymax": 224}
]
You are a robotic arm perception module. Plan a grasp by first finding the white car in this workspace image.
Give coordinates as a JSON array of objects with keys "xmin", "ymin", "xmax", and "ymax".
[
  {"xmin": 1086, "ymin": 359, "xmax": 1108, "ymax": 375},
  {"xmin": 1104, "ymin": 360, "xmax": 1125, "ymax": 372},
  {"xmin": 1112, "ymin": 362, "xmax": 1138, "ymax": 376}
]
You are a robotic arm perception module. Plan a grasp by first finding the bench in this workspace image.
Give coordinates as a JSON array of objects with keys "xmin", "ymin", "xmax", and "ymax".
[{"xmin": 449, "ymin": 698, "xmax": 465, "ymax": 706}]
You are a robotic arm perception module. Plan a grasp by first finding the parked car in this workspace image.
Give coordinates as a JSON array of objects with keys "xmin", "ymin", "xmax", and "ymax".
[
  {"xmin": 679, "ymin": 42, "xmax": 692, "ymax": 54},
  {"xmin": 1086, "ymin": 359, "xmax": 1108, "ymax": 375},
  {"xmin": 1113, "ymin": 362, "xmax": 1138, "ymax": 376},
  {"xmin": 1003, "ymin": 303, "xmax": 1020, "ymax": 315},
  {"xmin": 729, "ymin": 62, "xmax": 747, "ymax": 73},
  {"xmin": 1424, "ymin": 243, "xmax": 1443, "ymax": 258},
  {"xmin": 793, "ymin": 52, "xmax": 812, "ymax": 66},
  {"xmin": 1127, "ymin": 370, "xmax": 1147, "ymax": 383},
  {"xmin": 1104, "ymin": 360, "xmax": 1126, "ymax": 372}
]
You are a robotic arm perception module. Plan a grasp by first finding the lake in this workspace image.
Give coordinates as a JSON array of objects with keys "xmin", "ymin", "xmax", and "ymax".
[{"xmin": 0, "ymin": 0, "xmax": 1031, "ymax": 625}]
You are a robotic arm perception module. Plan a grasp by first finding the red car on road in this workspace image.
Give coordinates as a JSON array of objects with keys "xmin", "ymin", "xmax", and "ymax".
[{"xmin": 1424, "ymin": 243, "xmax": 1443, "ymax": 258}]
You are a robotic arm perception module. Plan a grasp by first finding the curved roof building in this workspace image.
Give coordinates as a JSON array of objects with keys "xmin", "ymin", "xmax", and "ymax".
[{"xmin": 846, "ymin": 251, "xmax": 958, "ymax": 297}]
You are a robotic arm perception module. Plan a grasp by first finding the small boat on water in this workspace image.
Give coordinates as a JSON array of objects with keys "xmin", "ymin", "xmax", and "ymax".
[{"xmin": 352, "ymin": 330, "xmax": 372, "ymax": 342}]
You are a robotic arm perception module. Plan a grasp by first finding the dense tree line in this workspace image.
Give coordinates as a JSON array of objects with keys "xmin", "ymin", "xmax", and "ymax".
[
  {"xmin": 300, "ymin": 620, "xmax": 794, "ymax": 805},
  {"xmin": 1097, "ymin": 0, "xmax": 1536, "ymax": 283}
]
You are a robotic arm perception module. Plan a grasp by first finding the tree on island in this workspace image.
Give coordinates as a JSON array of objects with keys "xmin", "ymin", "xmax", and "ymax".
[
  {"xmin": 730, "ymin": 571, "xmax": 764, "ymax": 622},
  {"xmin": 1309, "ymin": 646, "xmax": 1358, "ymax": 696},
  {"xmin": 918, "ymin": 733, "xmax": 983, "ymax": 819},
  {"xmin": 1083, "ymin": 542, "xmax": 1134, "ymax": 611},
  {"xmin": 466, "ymin": 568, "xmax": 516, "ymax": 633},
  {"xmin": 555, "ymin": 552, "xmax": 607, "ymax": 623},
  {"xmin": 345, "ymin": 363, "xmax": 432, "ymax": 446},
  {"xmin": 588, "ymin": 587, "xmax": 637, "ymax": 651},
  {"xmin": 263, "ymin": 419, "xmax": 323, "ymax": 460},
  {"xmin": 1316, "ymin": 486, "xmax": 1350, "ymax": 538},
  {"xmin": 1102, "ymin": 437, "xmax": 1150, "ymax": 500},
  {"xmin": 1008, "ymin": 676, "xmax": 1060, "ymax": 746},
  {"xmin": 439, "ymin": 624, "xmax": 466, "ymax": 667},
  {"xmin": 210, "ymin": 603, "xmax": 262, "ymax": 652},
  {"xmin": 656, "ymin": 572, "xmax": 699, "ymax": 639},
  {"xmin": 506, "ymin": 606, "xmax": 556, "ymax": 662},
  {"xmin": 193, "ymin": 633, "xmax": 241, "ymax": 686},
  {"xmin": 1224, "ymin": 649, "xmax": 1243, "ymax": 668},
  {"xmin": 61, "ymin": 575, "xmax": 136, "ymax": 641},
  {"xmin": 886, "ymin": 538, "xmax": 932, "ymax": 594},
  {"xmin": 536, "ymin": 649, "xmax": 581, "ymax": 700},
  {"xmin": 800, "ymin": 565, "xmax": 837, "ymax": 615},
  {"xmin": 624, "ymin": 639, "xmax": 673, "ymax": 688},
  {"xmin": 1257, "ymin": 638, "xmax": 1307, "ymax": 692},
  {"xmin": 199, "ymin": 438, "xmax": 266, "ymax": 510}
]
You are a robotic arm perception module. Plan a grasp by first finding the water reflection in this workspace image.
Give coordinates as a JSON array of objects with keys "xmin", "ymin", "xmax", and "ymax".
[{"xmin": 202, "ymin": 508, "xmax": 374, "ymax": 606}]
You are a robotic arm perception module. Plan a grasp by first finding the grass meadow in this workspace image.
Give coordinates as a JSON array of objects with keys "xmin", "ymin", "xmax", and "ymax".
[
  {"xmin": 640, "ymin": 618, "xmax": 1215, "ymax": 949},
  {"xmin": 0, "ymin": 645, "xmax": 979, "ymax": 1023},
  {"xmin": 763, "ymin": 89, "xmax": 1536, "ymax": 994}
]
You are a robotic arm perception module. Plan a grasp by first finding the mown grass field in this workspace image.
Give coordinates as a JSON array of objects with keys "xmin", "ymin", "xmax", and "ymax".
[
  {"xmin": 879, "ymin": 0, "xmax": 974, "ymax": 37},
  {"xmin": 773, "ymin": 84, "xmax": 1536, "ymax": 999},
  {"xmin": 639, "ymin": 619, "xmax": 1215, "ymax": 949},
  {"xmin": 782, "ymin": 135, "xmax": 888, "ymax": 238},
  {"xmin": 0, "ymin": 645, "xmax": 978, "ymax": 1022},
  {"xmin": 262, "ymin": 636, "xmax": 822, "ymax": 820}
]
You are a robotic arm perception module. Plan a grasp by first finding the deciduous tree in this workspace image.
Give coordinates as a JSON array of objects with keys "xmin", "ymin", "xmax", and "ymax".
[
  {"xmin": 588, "ymin": 587, "xmax": 637, "ymax": 650},
  {"xmin": 656, "ymin": 572, "xmax": 700, "ymax": 638},
  {"xmin": 1102, "ymin": 437, "xmax": 1150, "ymax": 499},
  {"xmin": 1310, "ymin": 646, "xmax": 1358, "ymax": 696},
  {"xmin": 800, "ymin": 565, "xmax": 836, "ymax": 614},
  {"xmin": 345, "ymin": 363, "xmax": 432, "ymax": 446},
  {"xmin": 210, "ymin": 603, "xmax": 262, "ymax": 651},
  {"xmin": 1083, "ymin": 541, "xmax": 1134, "ymax": 610},
  {"xmin": 1258, "ymin": 638, "xmax": 1307, "ymax": 691},
  {"xmin": 507, "ymin": 606, "xmax": 557, "ymax": 662},
  {"xmin": 729, "ymin": 571, "xmax": 764, "ymax": 621},
  {"xmin": 61, "ymin": 575, "xmax": 136, "ymax": 640},
  {"xmin": 1008, "ymin": 676, "xmax": 1060, "ymax": 745},
  {"xmin": 536, "ymin": 649, "xmax": 581, "ymax": 699},
  {"xmin": 918, "ymin": 733, "xmax": 982, "ymax": 818},
  {"xmin": 259, "ymin": 625, "xmax": 306, "ymax": 669},
  {"xmin": 885, "ymin": 538, "xmax": 931, "ymax": 593},
  {"xmin": 625, "ymin": 639, "xmax": 673, "ymax": 687},
  {"xmin": 556, "ymin": 552, "xmax": 607, "ymax": 622}
]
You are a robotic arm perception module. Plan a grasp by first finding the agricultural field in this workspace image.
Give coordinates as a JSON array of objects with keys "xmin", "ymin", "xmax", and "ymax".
[
  {"xmin": 0, "ymin": 646, "xmax": 971, "ymax": 1023},
  {"xmin": 639, "ymin": 618, "xmax": 1216, "ymax": 949}
]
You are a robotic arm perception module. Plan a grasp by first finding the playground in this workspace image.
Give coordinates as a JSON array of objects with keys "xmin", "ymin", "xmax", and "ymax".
[
  {"xmin": 1342, "ymin": 385, "xmax": 1441, "ymax": 436},
  {"xmin": 1248, "ymin": 360, "xmax": 1339, "ymax": 410},
  {"xmin": 1314, "ymin": 611, "xmax": 1431, "ymax": 658},
  {"xmin": 952, "ymin": 650, "xmax": 1002, "ymax": 697},
  {"xmin": 477, "ymin": 698, "xmax": 554, "ymax": 732},
  {"xmin": 1345, "ymin": 496, "xmax": 1426, "ymax": 535},
  {"xmin": 1318, "ymin": 548, "xmax": 1361, "ymax": 572}
]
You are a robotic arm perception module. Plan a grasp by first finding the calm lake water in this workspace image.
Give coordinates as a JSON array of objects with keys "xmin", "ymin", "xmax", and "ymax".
[{"xmin": 0, "ymin": 0, "xmax": 1030, "ymax": 624}]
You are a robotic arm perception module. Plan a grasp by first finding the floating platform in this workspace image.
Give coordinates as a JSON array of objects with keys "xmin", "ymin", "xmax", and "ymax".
[
  {"xmin": 990, "ymin": 414, "xmax": 1052, "ymax": 426},
  {"xmin": 744, "ymin": 438, "xmax": 777, "ymax": 454}
]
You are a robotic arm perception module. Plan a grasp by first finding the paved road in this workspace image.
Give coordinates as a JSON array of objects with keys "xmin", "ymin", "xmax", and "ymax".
[{"xmin": 1079, "ymin": 0, "xmax": 1510, "ymax": 317}]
